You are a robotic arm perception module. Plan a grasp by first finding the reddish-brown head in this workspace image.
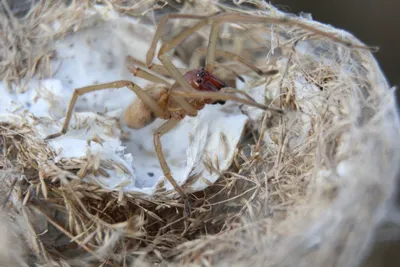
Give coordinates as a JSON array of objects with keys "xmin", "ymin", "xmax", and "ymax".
[{"xmin": 183, "ymin": 68, "xmax": 227, "ymax": 105}]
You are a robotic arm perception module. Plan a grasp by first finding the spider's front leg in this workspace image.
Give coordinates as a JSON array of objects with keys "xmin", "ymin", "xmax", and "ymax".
[
  {"xmin": 44, "ymin": 81, "xmax": 166, "ymax": 140},
  {"xmin": 126, "ymin": 55, "xmax": 187, "ymax": 80},
  {"xmin": 146, "ymin": 14, "xmax": 212, "ymax": 66}
]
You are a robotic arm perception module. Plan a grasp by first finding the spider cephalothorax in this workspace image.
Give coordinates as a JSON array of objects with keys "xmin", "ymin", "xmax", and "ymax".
[{"xmin": 183, "ymin": 67, "xmax": 226, "ymax": 105}]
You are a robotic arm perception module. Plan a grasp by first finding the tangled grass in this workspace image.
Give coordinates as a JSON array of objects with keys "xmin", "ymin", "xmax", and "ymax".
[{"xmin": 0, "ymin": 1, "xmax": 399, "ymax": 266}]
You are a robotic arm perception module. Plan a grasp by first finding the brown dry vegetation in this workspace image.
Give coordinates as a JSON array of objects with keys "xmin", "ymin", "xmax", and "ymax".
[{"xmin": 0, "ymin": 1, "xmax": 398, "ymax": 266}]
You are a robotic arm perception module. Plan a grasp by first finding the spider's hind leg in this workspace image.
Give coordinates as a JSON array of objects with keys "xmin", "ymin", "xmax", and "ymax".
[{"xmin": 153, "ymin": 119, "xmax": 192, "ymax": 216}]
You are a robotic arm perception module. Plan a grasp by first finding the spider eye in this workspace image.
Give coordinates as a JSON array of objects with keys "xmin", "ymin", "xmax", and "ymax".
[
  {"xmin": 198, "ymin": 68, "xmax": 206, "ymax": 77},
  {"xmin": 196, "ymin": 79, "xmax": 203, "ymax": 84}
]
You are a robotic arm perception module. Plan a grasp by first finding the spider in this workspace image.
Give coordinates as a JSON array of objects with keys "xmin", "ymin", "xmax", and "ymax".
[{"xmin": 45, "ymin": 12, "xmax": 375, "ymax": 215}]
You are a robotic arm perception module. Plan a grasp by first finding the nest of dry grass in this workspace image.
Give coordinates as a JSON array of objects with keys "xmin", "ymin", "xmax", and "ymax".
[{"xmin": 0, "ymin": 0, "xmax": 399, "ymax": 266}]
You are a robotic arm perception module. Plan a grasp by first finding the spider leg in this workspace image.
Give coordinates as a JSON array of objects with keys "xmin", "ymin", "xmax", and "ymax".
[
  {"xmin": 154, "ymin": 119, "xmax": 191, "ymax": 215},
  {"xmin": 158, "ymin": 56, "xmax": 199, "ymax": 117},
  {"xmin": 152, "ymin": 10, "xmax": 370, "ymax": 120},
  {"xmin": 126, "ymin": 55, "xmax": 186, "ymax": 79},
  {"xmin": 146, "ymin": 14, "xmax": 211, "ymax": 66},
  {"xmin": 213, "ymin": 63, "xmax": 245, "ymax": 82},
  {"xmin": 171, "ymin": 88, "xmax": 284, "ymax": 114},
  {"xmin": 212, "ymin": 13, "xmax": 376, "ymax": 51},
  {"xmin": 128, "ymin": 66, "xmax": 172, "ymax": 87},
  {"xmin": 154, "ymin": 19, "xmax": 223, "ymax": 117},
  {"xmin": 157, "ymin": 12, "xmax": 375, "ymax": 67},
  {"xmin": 44, "ymin": 81, "xmax": 166, "ymax": 140},
  {"xmin": 205, "ymin": 22, "xmax": 221, "ymax": 72},
  {"xmin": 190, "ymin": 49, "xmax": 245, "ymax": 80},
  {"xmin": 197, "ymin": 47, "xmax": 278, "ymax": 76},
  {"xmin": 219, "ymin": 87, "xmax": 256, "ymax": 102},
  {"xmin": 156, "ymin": 14, "xmax": 221, "ymax": 63}
]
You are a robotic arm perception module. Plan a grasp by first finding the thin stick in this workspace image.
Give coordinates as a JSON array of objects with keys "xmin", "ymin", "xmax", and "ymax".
[{"xmin": 31, "ymin": 205, "xmax": 103, "ymax": 260}]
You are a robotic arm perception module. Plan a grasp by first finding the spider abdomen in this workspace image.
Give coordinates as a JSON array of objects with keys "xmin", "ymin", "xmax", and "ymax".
[{"xmin": 123, "ymin": 85, "xmax": 170, "ymax": 129}]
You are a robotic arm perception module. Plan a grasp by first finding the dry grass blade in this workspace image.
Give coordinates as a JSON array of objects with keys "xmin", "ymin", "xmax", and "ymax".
[{"xmin": 0, "ymin": 0, "xmax": 398, "ymax": 267}]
